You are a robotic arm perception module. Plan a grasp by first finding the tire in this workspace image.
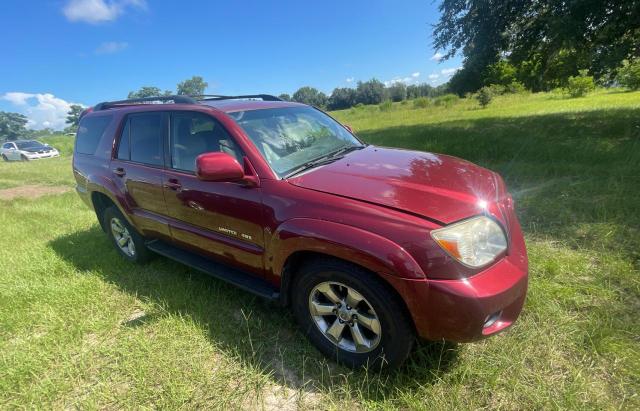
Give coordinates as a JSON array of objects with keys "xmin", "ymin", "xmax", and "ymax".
[
  {"xmin": 21, "ymin": 154, "xmax": 29, "ymax": 161},
  {"xmin": 291, "ymin": 258, "xmax": 415, "ymax": 370},
  {"xmin": 1, "ymin": 155, "xmax": 8, "ymax": 162},
  {"xmin": 103, "ymin": 206, "xmax": 151, "ymax": 263}
]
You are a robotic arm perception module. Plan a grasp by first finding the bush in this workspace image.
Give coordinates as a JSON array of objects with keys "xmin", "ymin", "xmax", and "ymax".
[
  {"xmin": 434, "ymin": 94, "xmax": 459, "ymax": 107},
  {"xmin": 486, "ymin": 84, "xmax": 506, "ymax": 95},
  {"xmin": 400, "ymin": 99, "xmax": 408, "ymax": 105},
  {"xmin": 565, "ymin": 70, "xmax": 595, "ymax": 97},
  {"xmin": 616, "ymin": 60, "xmax": 640, "ymax": 90},
  {"xmin": 354, "ymin": 103, "xmax": 364, "ymax": 109},
  {"xmin": 476, "ymin": 87, "xmax": 493, "ymax": 108},
  {"xmin": 413, "ymin": 97, "xmax": 430, "ymax": 108},
  {"xmin": 378, "ymin": 100, "xmax": 393, "ymax": 111},
  {"xmin": 505, "ymin": 81, "xmax": 527, "ymax": 94}
]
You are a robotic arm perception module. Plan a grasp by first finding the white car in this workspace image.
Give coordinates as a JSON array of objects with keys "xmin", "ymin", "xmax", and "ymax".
[{"xmin": 1, "ymin": 140, "xmax": 60, "ymax": 161}]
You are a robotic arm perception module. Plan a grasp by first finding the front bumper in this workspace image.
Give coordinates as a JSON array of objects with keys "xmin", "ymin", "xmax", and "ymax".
[
  {"xmin": 384, "ymin": 217, "xmax": 529, "ymax": 342},
  {"xmin": 25, "ymin": 152, "xmax": 59, "ymax": 159}
]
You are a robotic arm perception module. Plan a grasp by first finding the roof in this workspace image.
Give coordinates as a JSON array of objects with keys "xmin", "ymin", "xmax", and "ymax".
[
  {"xmin": 87, "ymin": 95, "xmax": 307, "ymax": 117},
  {"xmin": 200, "ymin": 99, "xmax": 305, "ymax": 113}
]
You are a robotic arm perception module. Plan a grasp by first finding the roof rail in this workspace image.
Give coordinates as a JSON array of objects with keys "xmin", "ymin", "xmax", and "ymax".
[
  {"xmin": 93, "ymin": 95, "xmax": 198, "ymax": 111},
  {"xmin": 197, "ymin": 94, "xmax": 282, "ymax": 102}
]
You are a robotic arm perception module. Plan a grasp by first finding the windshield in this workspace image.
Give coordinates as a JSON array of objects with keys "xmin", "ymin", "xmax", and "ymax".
[
  {"xmin": 16, "ymin": 141, "xmax": 46, "ymax": 150},
  {"xmin": 229, "ymin": 106, "xmax": 362, "ymax": 178}
]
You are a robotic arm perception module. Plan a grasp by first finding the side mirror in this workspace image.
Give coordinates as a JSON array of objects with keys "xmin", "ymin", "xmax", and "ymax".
[
  {"xmin": 344, "ymin": 124, "xmax": 355, "ymax": 133},
  {"xmin": 195, "ymin": 152, "xmax": 245, "ymax": 182}
]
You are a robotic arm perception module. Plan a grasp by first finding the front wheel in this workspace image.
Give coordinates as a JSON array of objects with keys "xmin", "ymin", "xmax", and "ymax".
[
  {"xmin": 103, "ymin": 206, "xmax": 151, "ymax": 263},
  {"xmin": 21, "ymin": 154, "xmax": 29, "ymax": 161},
  {"xmin": 292, "ymin": 258, "xmax": 415, "ymax": 370}
]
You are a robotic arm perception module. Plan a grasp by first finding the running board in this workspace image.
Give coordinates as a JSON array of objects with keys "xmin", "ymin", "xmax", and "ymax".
[{"xmin": 146, "ymin": 240, "xmax": 279, "ymax": 301}]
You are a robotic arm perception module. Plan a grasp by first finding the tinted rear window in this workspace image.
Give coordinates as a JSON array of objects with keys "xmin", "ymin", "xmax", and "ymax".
[
  {"xmin": 76, "ymin": 115, "xmax": 112, "ymax": 155},
  {"xmin": 129, "ymin": 113, "xmax": 163, "ymax": 166}
]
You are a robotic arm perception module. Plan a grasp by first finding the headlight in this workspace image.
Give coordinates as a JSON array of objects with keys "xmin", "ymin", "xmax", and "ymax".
[{"xmin": 431, "ymin": 216, "xmax": 507, "ymax": 268}]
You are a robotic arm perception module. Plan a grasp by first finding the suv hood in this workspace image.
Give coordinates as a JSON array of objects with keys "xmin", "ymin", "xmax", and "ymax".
[{"xmin": 287, "ymin": 146, "xmax": 504, "ymax": 224}]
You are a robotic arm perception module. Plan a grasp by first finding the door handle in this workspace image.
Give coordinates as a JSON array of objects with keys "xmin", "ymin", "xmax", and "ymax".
[
  {"xmin": 164, "ymin": 179, "xmax": 182, "ymax": 191},
  {"xmin": 113, "ymin": 167, "xmax": 126, "ymax": 177}
]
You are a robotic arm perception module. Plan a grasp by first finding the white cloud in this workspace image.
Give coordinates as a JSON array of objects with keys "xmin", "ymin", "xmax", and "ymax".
[
  {"xmin": 63, "ymin": 0, "xmax": 146, "ymax": 24},
  {"xmin": 95, "ymin": 41, "xmax": 128, "ymax": 54},
  {"xmin": 384, "ymin": 71, "xmax": 422, "ymax": 87},
  {"xmin": 441, "ymin": 67, "xmax": 462, "ymax": 76},
  {"xmin": 345, "ymin": 77, "xmax": 354, "ymax": 83},
  {"xmin": 428, "ymin": 74, "xmax": 439, "ymax": 80},
  {"xmin": 430, "ymin": 52, "xmax": 444, "ymax": 61},
  {"xmin": 1, "ymin": 92, "xmax": 84, "ymax": 130}
]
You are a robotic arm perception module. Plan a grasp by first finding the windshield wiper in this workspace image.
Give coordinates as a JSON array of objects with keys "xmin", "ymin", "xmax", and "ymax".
[
  {"xmin": 283, "ymin": 154, "xmax": 346, "ymax": 179},
  {"xmin": 283, "ymin": 145, "xmax": 365, "ymax": 179},
  {"xmin": 328, "ymin": 144, "xmax": 365, "ymax": 158}
]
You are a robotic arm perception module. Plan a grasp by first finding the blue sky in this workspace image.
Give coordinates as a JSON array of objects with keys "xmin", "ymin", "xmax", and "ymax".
[{"xmin": 0, "ymin": 0, "xmax": 461, "ymax": 130}]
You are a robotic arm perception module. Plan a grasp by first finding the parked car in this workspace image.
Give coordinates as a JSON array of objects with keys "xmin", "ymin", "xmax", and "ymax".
[
  {"xmin": 73, "ymin": 94, "xmax": 528, "ymax": 369},
  {"xmin": 1, "ymin": 140, "xmax": 60, "ymax": 161}
]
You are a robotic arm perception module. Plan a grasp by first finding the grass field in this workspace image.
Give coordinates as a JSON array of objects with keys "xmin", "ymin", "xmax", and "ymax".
[{"xmin": 1, "ymin": 90, "xmax": 638, "ymax": 409}]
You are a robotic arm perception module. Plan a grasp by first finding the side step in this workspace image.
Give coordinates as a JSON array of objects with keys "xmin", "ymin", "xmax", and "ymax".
[{"xmin": 146, "ymin": 240, "xmax": 280, "ymax": 301}]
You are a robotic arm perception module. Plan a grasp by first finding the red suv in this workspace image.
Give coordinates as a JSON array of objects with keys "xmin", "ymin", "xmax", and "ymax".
[{"xmin": 73, "ymin": 94, "xmax": 528, "ymax": 369}]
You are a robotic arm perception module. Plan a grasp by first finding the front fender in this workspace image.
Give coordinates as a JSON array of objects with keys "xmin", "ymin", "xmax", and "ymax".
[{"xmin": 268, "ymin": 218, "xmax": 426, "ymax": 280}]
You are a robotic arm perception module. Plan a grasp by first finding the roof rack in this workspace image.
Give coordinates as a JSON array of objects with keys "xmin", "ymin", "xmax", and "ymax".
[
  {"xmin": 93, "ymin": 95, "xmax": 198, "ymax": 111},
  {"xmin": 197, "ymin": 94, "xmax": 282, "ymax": 102}
]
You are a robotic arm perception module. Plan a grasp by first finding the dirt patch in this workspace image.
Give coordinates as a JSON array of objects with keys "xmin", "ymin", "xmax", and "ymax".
[{"xmin": 0, "ymin": 185, "xmax": 71, "ymax": 200}]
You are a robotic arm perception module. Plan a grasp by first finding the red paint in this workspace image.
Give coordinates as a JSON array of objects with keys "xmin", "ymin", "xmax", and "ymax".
[{"xmin": 73, "ymin": 99, "xmax": 528, "ymax": 343}]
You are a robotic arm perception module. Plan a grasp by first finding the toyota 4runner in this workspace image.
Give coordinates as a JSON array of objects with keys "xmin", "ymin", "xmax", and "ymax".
[{"xmin": 73, "ymin": 94, "xmax": 528, "ymax": 369}]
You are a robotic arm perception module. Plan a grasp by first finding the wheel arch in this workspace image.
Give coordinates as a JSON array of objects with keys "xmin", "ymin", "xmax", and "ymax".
[
  {"xmin": 89, "ymin": 188, "xmax": 135, "ymax": 233},
  {"xmin": 279, "ymin": 250, "xmax": 417, "ymax": 336}
]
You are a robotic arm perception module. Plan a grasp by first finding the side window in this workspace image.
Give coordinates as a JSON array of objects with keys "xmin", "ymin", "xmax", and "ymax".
[
  {"xmin": 170, "ymin": 112, "xmax": 241, "ymax": 172},
  {"xmin": 2, "ymin": 143, "xmax": 13, "ymax": 149},
  {"xmin": 129, "ymin": 113, "xmax": 163, "ymax": 166},
  {"xmin": 117, "ymin": 120, "xmax": 130, "ymax": 160},
  {"xmin": 76, "ymin": 115, "xmax": 112, "ymax": 155}
]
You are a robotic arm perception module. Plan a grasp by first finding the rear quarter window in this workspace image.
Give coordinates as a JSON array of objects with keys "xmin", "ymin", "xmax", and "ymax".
[{"xmin": 76, "ymin": 115, "xmax": 113, "ymax": 155}]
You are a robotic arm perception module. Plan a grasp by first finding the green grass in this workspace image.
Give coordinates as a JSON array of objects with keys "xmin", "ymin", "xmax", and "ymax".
[{"xmin": 1, "ymin": 90, "xmax": 639, "ymax": 409}]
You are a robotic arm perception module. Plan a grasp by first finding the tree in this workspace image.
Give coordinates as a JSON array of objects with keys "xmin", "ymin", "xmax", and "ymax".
[
  {"xmin": 292, "ymin": 86, "xmax": 328, "ymax": 108},
  {"xmin": 177, "ymin": 76, "xmax": 208, "ymax": 96},
  {"xmin": 407, "ymin": 83, "xmax": 437, "ymax": 99},
  {"xmin": 66, "ymin": 104, "xmax": 84, "ymax": 128},
  {"xmin": 328, "ymin": 88, "xmax": 357, "ymax": 110},
  {"xmin": 127, "ymin": 86, "xmax": 172, "ymax": 99},
  {"xmin": 434, "ymin": 0, "xmax": 640, "ymax": 93},
  {"xmin": 0, "ymin": 111, "xmax": 28, "ymax": 141},
  {"xmin": 356, "ymin": 79, "xmax": 385, "ymax": 105},
  {"xmin": 483, "ymin": 60, "xmax": 517, "ymax": 86},
  {"xmin": 387, "ymin": 82, "xmax": 407, "ymax": 102},
  {"xmin": 278, "ymin": 93, "xmax": 292, "ymax": 101},
  {"xmin": 616, "ymin": 60, "xmax": 640, "ymax": 90}
]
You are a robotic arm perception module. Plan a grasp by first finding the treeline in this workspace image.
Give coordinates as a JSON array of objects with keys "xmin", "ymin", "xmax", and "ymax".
[
  {"xmin": 433, "ymin": 0, "xmax": 640, "ymax": 95},
  {"xmin": 280, "ymin": 79, "xmax": 448, "ymax": 110}
]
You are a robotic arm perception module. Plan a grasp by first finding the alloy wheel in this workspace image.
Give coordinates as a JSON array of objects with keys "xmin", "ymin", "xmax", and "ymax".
[
  {"xmin": 308, "ymin": 281, "xmax": 382, "ymax": 353},
  {"xmin": 110, "ymin": 217, "xmax": 136, "ymax": 257}
]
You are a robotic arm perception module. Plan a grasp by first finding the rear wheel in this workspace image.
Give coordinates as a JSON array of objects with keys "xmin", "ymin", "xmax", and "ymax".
[
  {"xmin": 1, "ymin": 155, "xmax": 8, "ymax": 162},
  {"xmin": 103, "ymin": 206, "xmax": 151, "ymax": 263},
  {"xmin": 292, "ymin": 258, "xmax": 415, "ymax": 370}
]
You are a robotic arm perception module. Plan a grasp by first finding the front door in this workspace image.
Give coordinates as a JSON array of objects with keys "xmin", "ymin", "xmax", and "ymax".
[
  {"xmin": 110, "ymin": 112, "xmax": 171, "ymax": 240},
  {"xmin": 162, "ymin": 111, "xmax": 265, "ymax": 276}
]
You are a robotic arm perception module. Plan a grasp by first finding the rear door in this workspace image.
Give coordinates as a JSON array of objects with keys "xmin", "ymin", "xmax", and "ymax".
[
  {"xmin": 110, "ymin": 112, "xmax": 171, "ymax": 239},
  {"xmin": 162, "ymin": 110, "xmax": 266, "ymax": 276}
]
